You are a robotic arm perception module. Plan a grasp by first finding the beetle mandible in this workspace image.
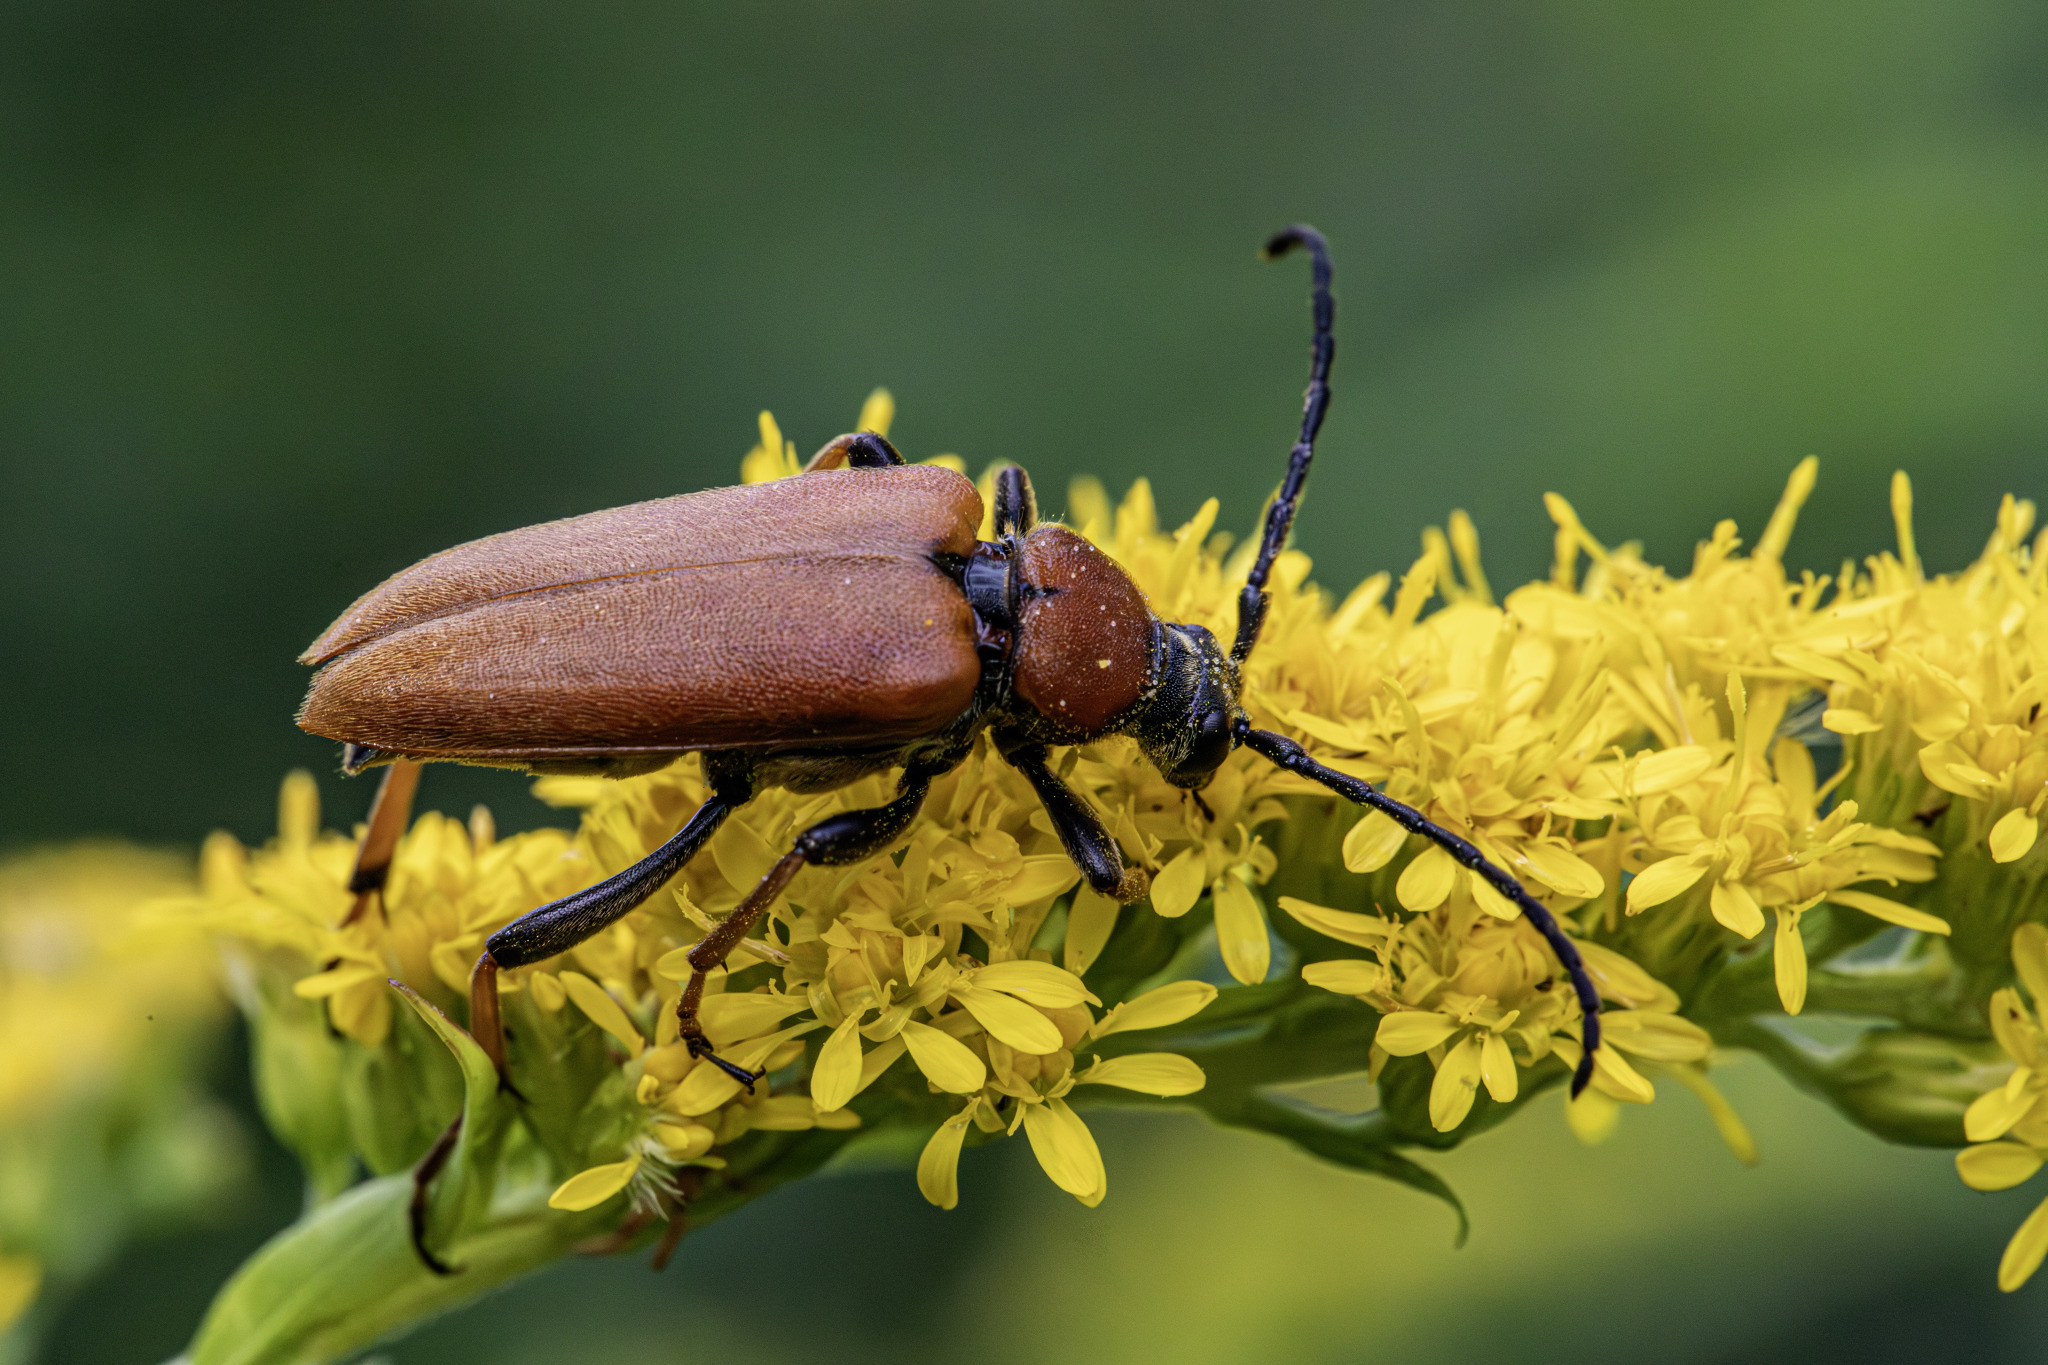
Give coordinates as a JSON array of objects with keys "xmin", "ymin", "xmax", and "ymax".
[{"xmin": 298, "ymin": 225, "xmax": 1603, "ymax": 1117}]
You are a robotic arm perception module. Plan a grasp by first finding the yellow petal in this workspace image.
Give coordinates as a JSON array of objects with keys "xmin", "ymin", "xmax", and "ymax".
[
  {"xmin": 1591, "ymin": 1043, "xmax": 1656, "ymax": 1104},
  {"xmin": 1601, "ymin": 1010, "xmax": 1712, "ymax": 1063},
  {"xmin": 1820, "ymin": 708, "xmax": 1883, "ymax": 735},
  {"xmin": 810, "ymin": 1016, "xmax": 865, "ymax": 1112},
  {"xmin": 1396, "ymin": 844, "xmax": 1457, "ymax": 912},
  {"xmin": 1004, "ymin": 855, "xmax": 1083, "ymax": 906},
  {"xmin": 1990, "ymin": 988, "xmax": 2040, "ymax": 1069},
  {"xmin": 1301, "ymin": 958, "xmax": 1383, "ymax": 996},
  {"xmin": 745, "ymin": 1096, "xmax": 824, "ymax": 1131},
  {"xmin": 0, "ymin": 1254, "xmax": 41, "ymax": 1335},
  {"xmin": 1919, "ymin": 741, "xmax": 1985, "ymax": 796},
  {"xmin": 665, "ymin": 1059, "xmax": 741, "ymax": 1117},
  {"xmin": 1958, "ymin": 1141, "xmax": 2045, "ymax": 1192},
  {"xmin": 1467, "ymin": 869, "xmax": 1520, "ymax": 921},
  {"xmin": 1566, "ymin": 1086, "xmax": 1620, "ymax": 1145},
  {"xmin": 548, "ymin": 1154, "xmax": 641, "ymax": 1211},
  {"xmin": 1478, "ymin": 1030, "xmax": 1518, "ymax": 1102},
  {"xmin": 652, "ymin": 1122, "xmax": 716, "ymax": 1161},
  {"xmin": 529, "ymin": 971, "xmax": 567, "ymax": 1012},
  {"xmin": 900, "ymin": 1019, "xmax": 987, "ymax": 1094},
  {"xmin": 1661, "ymin": 1064, "xmax": 1758, "ymax": 1165},
  {"xmin": 1376, "ymin": 1010, "xmax": 1463, "ymax": 1056},
  {"xmin": 1517, "ymin": 842, "xmax": 1606, "ymax": 900},
  {"xmin": 559, "ymin": 970, "xmax": 647, "ymax": 1058},
  {"xmin": 1212, "ymin": 876, "xmax": 1271, "ymax": 985},
  {"xmin": 2001, "ymin": 1194, "xmax": 2048, "ymax": 1291},
  {"xmin": 1090, "ymin": 981, "xmax": 1217, "ymax": 1038},
  {"xmin": 1278, "ymin": 896, "xmax": 1395, "ymax": 949},
  {"xmin": 1774, "ymin": 907, "xmax": 1808, "ymax": 1015},
  {"xmin": 1428, "ymin": 1035, "xmax": 1482, "ymax": 1131},
  {"xmin": 1063, "ymin": 888, "xmax": 1119, "ymax": 976},
  {"xmin": 326, "ymin": 979, "xmax": 392, "ymax": 1047},
  {"xmin": 1710, "ymin": 881, "xmax": 1766, "ymax": 939},
  {"xmin": 1825, "ymin": 888, "xmax": 1950, "ymax": 936},
  {"xmin": 1150, "ymin": 847, "xmax": 1207, "ymax": 918},
  {"xmin": 952, "ymin": 984, "xmax": 1064, "ymax": 1053},
  {"xmin": 278, "ymin": 769, "xmax": 320, "ymax": 846},
  {"xmin": 1078, "ymin": 1052, "xmax": 1206, "ymax": 1096},
  {"xmin": 1342, "ymin": 810, "xmax": 1407, "ymax": 873},
  {"xmin": 1023, "ymin": 1097, "xmax": 1107, "ymax": 1205},
  {"xmin": 2015, "ymin": 924, "xmax": 2048, "ymax": 1009},
  {"xmin": 857, "ymin": 386, "xmax": 894, "ymax": 437},
  {"xmin": 973, "ymin": 960, "xmax": 1100, "ymax": 1008},
  {"xmin": 1577, "ymin": 940, "xmax": 1681, "ymax": 1011},
  {"xmin": 695, "ymin": 991, "xmax": 811, "ymax": 1046},
  {"xmin": 1622, "ymin": 745, "xmax": 1718, "ymax": 794},
  {"xmin": 1966, "ymin": 1085, "xmax": 2039, "ymax": 1143},
  {"xmin": 854, "ymin": 1034, "xmax": 907, "ymax": 1099},
  {"xmin": 1627, "ymin": 857, "xmax": 1708, "ymax": 913},
  {"xmin": 1993, "ymin": 809, "xmax": 2041, "ymax": 864},
  {"xmin": 917, "ymin": 1105, "xmax": 976, "ymax": 1210}
]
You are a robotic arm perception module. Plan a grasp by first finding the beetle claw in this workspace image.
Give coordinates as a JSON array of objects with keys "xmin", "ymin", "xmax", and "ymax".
[{"xmin": 685, "ymin": 1035, "xmax": 765, "ymax": 1093}]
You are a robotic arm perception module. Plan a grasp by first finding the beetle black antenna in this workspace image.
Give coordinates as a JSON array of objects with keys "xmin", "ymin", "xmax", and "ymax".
[
  {"xmin": 1232, "ymin": 223, "xmax": 1335, "ymax": 664},
  {"xmin": 1238, "ymin": 723, "xmax": 1603, "ymax": 1097}
]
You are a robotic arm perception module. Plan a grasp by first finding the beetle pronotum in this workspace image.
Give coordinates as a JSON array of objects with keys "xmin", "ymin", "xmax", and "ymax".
[{"xmin": 299, "ymin": 227, "xmax": 1603, "ymax": 1259}]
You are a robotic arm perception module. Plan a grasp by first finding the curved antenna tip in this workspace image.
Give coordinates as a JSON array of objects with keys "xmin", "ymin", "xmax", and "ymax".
[{"xmin": 1261, "ymin": 223, "xmax": 1327, "ymax": 261}]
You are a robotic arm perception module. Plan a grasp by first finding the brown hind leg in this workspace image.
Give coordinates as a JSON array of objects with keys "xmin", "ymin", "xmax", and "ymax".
[{"xmin": 339, "ymin": 759, "xmax": 422, "ymax": 928}]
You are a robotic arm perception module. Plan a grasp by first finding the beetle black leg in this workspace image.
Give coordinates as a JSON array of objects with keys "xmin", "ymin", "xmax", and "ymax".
[
  {"xmin": 674, "ymin": 767, "xmax": 943, "ymax": 1081},
  {"xmin": 804, "ymin": 431, "xmax": 906, "ymax": 471},
  {"xmin": 991, "ymin": 464, "xmax": 1037, "ymax": 537},
  {"xmin": 995, "ymin": 732, "xmax": 1147, "ymax": 903},
  {"xmin": 467, "ymin": 770, "xmax": 754, "ymax": 1077},
  {"xmin": 1237, "ymin": 724, "xmax": 1604, "ymax": 1098},
  {"xmin": 339, "ymin": 759, "xmax": 422, "ymax": 928}
]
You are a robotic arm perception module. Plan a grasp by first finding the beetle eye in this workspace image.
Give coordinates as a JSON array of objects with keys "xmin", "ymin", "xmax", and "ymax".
[{"xmin": 1184, "ymin": 709, "xmax": 1232, "ymax": 776}]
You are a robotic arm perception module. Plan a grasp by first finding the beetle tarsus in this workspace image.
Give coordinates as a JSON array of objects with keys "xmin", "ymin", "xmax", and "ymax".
[
  {"xmin": 409, "ymin": 1115, "xmax": 464, "ymax": 1276},
  {"xmin": 686, "ymin": 1035, "xmax": 765, "ymax": 1091}
]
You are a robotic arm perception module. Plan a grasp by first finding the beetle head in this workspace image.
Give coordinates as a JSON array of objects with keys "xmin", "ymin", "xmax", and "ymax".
[{"xmin": 1125, "ymin": 621, "xmax": 1246, "ymax": 789}]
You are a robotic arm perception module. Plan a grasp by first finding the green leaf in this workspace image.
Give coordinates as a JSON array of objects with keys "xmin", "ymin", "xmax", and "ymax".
[
  {"xmin": 236, "ymin": 963, "xmax": 355, "ymax": 1202},
  {"xmin": 339, "ymin": 1000, "xmax": 464, "ymax": 1176},
  {"xmin": 1235, "ymin": 1091, "xmax": 1470, "ymax": 1246},
  {"xmin": 1726, "ymin": 1019, "xmax": 2009, "ymax": 1147},
  {"xmin": 389, "ymin": 982, "xmax": 511, "ymax": 1242}
]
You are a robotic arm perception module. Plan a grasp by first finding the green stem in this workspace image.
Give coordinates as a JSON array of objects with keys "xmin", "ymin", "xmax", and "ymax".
[{"xmin": 181, "ymin": 1175, "xmax": 608, "ymax": 1365}]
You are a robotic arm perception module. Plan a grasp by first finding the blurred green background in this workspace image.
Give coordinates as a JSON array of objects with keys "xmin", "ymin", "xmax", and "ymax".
[{"xmin": 5, "ymin": 0, "xmax": 2048, "ymax": 1359}]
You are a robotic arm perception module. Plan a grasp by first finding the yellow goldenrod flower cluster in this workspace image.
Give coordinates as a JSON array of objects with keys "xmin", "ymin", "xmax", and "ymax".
[
  {"xmin": 0, "ymin": 845, "xmax": 240, "ymax": 1348},
  {"xmin": 133, "ymin": 396, "xmax": 2047, "ymax": 1362},
  {"xmin": 1959, "ymin": 926, "xmax": 2048, "ymax": 1291}
]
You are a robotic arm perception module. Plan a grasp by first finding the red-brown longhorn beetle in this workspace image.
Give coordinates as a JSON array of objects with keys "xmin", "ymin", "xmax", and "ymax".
[{"xmin": 299, "ymin": 228, "xmax": 1603, "ymax": 1252}]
